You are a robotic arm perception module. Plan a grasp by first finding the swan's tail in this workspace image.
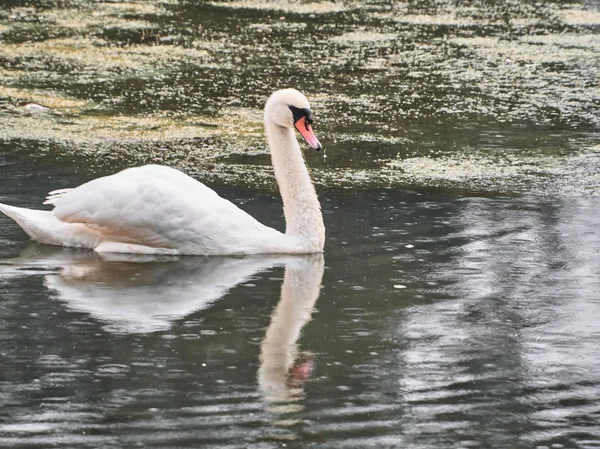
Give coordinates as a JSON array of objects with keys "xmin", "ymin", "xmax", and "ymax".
[{"xmin": 0, "ymin": 202, "xmax": 99, "ymax": 248}]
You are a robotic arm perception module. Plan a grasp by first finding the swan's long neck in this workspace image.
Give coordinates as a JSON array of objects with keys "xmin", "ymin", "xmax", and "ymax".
[{"xmin": 266, "ymin": 121, "xmax": 325, "ymax": 251}]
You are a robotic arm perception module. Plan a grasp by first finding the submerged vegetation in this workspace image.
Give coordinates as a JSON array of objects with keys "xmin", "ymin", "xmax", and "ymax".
[{"xmin": 0, "ymin": 0, "xmax": 598, "ymax": 194}]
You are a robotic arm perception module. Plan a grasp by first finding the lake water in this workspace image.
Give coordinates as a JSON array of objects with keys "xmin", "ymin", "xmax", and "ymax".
[
  {"xmin": 1, "ymin": 0, "xmax": 600, "ymax": 448},
  {"xmin": 2, "ymin": 164, "xmax": 600, "ymax": 448}
]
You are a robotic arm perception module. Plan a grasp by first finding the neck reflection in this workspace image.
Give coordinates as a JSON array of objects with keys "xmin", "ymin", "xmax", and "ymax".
[{"xmin": 259, "ymin": 253, "xmax": 324, "ymax": 410}]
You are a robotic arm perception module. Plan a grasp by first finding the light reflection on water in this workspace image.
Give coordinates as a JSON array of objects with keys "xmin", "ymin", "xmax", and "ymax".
[{"xmin": 1, "ymin": 174, "xmax": 599, "ymax": 447}]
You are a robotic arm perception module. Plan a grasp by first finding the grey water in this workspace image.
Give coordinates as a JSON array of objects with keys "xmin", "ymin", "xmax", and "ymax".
[
  {"xmin": 2, "ymin": 162, "xmax": 600, "ymax": 448},
  {"xmin": 1, "ymin": 0, "xmax": 600, "ymax": 448}
]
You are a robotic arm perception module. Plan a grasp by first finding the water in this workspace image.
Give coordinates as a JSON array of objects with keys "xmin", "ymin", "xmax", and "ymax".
[
  {"xmin": 1, "ymin": 0, "xmax": 600, "ymax": 448},
  {"xmin": 2, "ymin": 168, "xmax": 600, "ymax": 448}
]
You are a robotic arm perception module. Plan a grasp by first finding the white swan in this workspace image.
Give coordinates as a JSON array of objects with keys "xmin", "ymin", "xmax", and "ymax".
[{"xmin": 0, "ymin": 89, "xmax": 325, "ymax": 255}]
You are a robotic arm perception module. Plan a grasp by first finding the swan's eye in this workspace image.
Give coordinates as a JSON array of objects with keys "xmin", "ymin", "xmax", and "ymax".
[
  {"xmin": 289, "ymin": 105, "xmax": 313, "ymax": 128},
  {"xmin": 305, "ymin": 112, "xmax": 314, "ymax": 126}
]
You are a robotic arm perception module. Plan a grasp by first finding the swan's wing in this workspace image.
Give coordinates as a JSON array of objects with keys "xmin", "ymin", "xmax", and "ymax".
[
  {"xmin": 51, "ymin": 164, "xmax": 280, "ymax": 253},
  {"xmin": 44, "ymin": 188, "xmax": 73, "ymax": 205}
]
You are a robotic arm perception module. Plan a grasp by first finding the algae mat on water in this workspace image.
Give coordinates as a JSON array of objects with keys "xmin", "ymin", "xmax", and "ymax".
[{"xmin": 0, "ymin": 0, "xmax": 598, "ymax": 194}]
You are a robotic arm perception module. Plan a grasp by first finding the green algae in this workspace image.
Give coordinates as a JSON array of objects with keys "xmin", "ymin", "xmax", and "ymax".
[{"xmin": 0, "ymin": 0, "xmax": 598, "ymax": 195}]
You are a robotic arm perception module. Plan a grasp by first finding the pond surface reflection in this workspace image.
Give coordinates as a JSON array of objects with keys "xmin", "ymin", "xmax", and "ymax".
[
  {"xmin": 2, "ymin": 247, "xmax": 310, "ymax": 334},
  {"xmin": 1, "ymin": 175, "xmax": 599, "ymax": 448}
]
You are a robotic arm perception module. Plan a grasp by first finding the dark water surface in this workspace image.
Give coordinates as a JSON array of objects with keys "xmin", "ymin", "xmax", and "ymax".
[
  {"xmin": 1, "ymin": 0, "xmax": 600, "ymax": 448},
  {"xmin": 1, "ymin": 163, "xmax": 600, "ymax": 448}
]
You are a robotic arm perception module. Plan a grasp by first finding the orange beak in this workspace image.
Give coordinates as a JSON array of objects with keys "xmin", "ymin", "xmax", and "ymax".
[{"xmin": 295, "ymin": 116, "xmax": 322, "ymax": 151}]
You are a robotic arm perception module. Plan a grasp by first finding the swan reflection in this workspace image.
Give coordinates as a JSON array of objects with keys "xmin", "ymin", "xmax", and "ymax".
[
  {"xmin": 259, "ymin": 253, "xmax": 324, "ymax": 408},
  {"xmin": 2, "ymin": 245, "xmax": 324, "ymax": 406},
  {"xmin": 0, "ymin": 245, "xmax": 296, "ymax": 333}
]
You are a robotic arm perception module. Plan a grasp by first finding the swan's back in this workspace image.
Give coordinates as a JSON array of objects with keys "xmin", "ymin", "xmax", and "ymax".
[{"xmin": 52, "ymin": 165, "xmax": 291, "ymax": 255}]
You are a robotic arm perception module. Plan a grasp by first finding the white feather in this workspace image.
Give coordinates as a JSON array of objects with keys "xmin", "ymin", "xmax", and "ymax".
[{"xmin": 43, "ymin": 188, "xmax": 73, "ymax": 205}]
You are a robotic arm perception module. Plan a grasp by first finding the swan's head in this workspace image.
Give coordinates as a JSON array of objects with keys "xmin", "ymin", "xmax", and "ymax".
[{"xmin": 265, "ymin": 88, "xmax": 322, "ymax": 152}]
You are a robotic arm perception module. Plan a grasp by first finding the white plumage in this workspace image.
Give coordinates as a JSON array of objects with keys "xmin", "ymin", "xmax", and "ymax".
[{"xmin": 0, "ymin": 89, "xmax": 325, "ymax": 255}]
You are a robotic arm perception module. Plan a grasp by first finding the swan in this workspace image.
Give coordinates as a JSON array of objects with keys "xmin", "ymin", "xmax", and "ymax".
[{"xmin": 0, "ymin": 89, "xmax": 325, "ymax": 255}]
